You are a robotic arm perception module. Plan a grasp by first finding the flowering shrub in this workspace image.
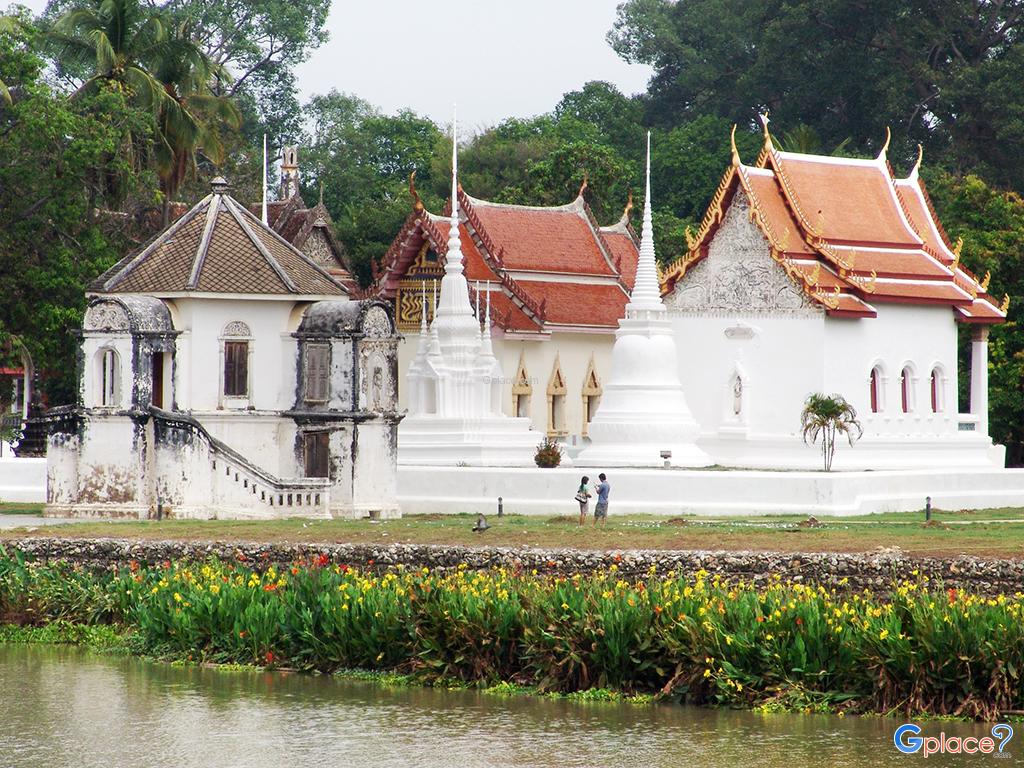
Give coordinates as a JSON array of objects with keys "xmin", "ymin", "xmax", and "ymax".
[
  {"xmin": 534, "ymin": 437, "xmax": 562, "ymax": 468},
  {"xmin": 3, "ymin": 548, "xmax": 1024, "ymax": 718}
]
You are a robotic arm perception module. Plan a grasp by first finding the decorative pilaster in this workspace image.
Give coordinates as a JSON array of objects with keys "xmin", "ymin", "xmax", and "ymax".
[{"xmin": 970, "ymin": 325, "xmax": 990, "ymax": 437}]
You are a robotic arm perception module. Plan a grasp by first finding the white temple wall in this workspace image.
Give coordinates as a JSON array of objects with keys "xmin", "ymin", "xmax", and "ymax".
[
  {"xmin": 79, "ymin": 333, "xmax": 133, "ymax": 409},
  {"xmin": 823, "ymin": 304, "xmax": 961, "ymax": 437},
  {"xmin": 196, "ymin": 414, "xmax": 296, "ymax": 477},
  {"xmin": 169, "ymin": 297, "xmax": 299, "ymax": 412},
  {"xmin": 671, "ymin": 313, "xmax": 827, "ymax": 440},
  {"xmin": 396, "ymin": 330, "xmax": 616, "ymax": 446}
]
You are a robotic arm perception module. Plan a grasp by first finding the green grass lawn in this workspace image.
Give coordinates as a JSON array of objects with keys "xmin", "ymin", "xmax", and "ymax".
[
  {"xmin": 2, "ymin": 503, "xmax": 1024, "ymax": 558},
  {"xmin": 0, "ymin": 503, "xmax": 44, "ymax": 516}
]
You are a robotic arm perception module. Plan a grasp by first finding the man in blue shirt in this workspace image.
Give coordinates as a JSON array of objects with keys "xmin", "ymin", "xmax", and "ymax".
[{"xmin": 594, "ymin": 473, "xmax": 610, "ymax": 527}]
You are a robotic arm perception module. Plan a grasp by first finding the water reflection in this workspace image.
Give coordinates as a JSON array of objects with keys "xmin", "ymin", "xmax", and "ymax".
[{"xmin": 0, "ymin": 644, "xmax": 1004, "ymax": 767}]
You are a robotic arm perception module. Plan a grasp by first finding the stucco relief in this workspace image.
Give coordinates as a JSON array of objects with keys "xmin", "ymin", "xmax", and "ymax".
[
  {"xmin": 359, "ymin": 340, "xmax": 395, "ymax": 412},
  {"xmin": 304, "ymin": 229, "xmax": 335, "ymax": 268},
  {"xmin": 84, "ymin": 303, "xmax": 130, "ymax": 332},
  {"xmin": 361, "ymin": 307, "xmax": 392, "ymax": 338},
  {"xmin": 665, "ymin": 191, "xmax": 820, "ymax": 316},
  {"xmin": 222, "ymin": 321, "xmax": 252, "ymax": 338}
]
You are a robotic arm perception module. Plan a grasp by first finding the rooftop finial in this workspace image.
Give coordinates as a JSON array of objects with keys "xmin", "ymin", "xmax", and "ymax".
[
  {"xmin": 730, "ymin": 124, "xmax": 741, "ymax": 166},
  {"xmin": 622, "ymin": 190, "xmax": 634, "ymax": 221},
  {"xmin": 211, "ymin": 176, "xmax": 230, "ymax": 194},
  {"xmin": 758, "ymin": 111, "xmax": 772, "ymax": 147},
  {"xmin": 909, "ymin": 143, "xmax": 924, "ymax": 181},
  {"xmin": 877, "ymin": 126, "xmax": 891, "ymax": 161},
  {"xmin": 578, "ymin": 172, "xmax": 589, "ymax": 198},
  {"xmin": 409, "ymin": 170, "xmax": 423, "ymax": 211}
]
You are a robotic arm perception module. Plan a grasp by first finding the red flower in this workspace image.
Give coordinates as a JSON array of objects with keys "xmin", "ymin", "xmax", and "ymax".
[
  {"xmin": 339, "ymin": 564, "xmax": 350, "ymax": 573},
  {"xmin": 613, "ymin": 554, "xmax": 623, "ymax": 563},
  {"xmin": 653, "ymin": 605, "xmax": 663, "ymax": 614},
  {"xmin": 129, "ymin": 560, "xmax": 139, "ymax": 572},
  {"xmin": 264, "ymin": 651, "xmax": 274, "ymax": 664},
  {"xmin": 290, "ymin": 567, "xmax": 299, "ymax": 576},
  {"xmin": 795, "ymin": 617, "xmax": 803, "ymax": 626},
  {"xmin": 756, "ymin": 616, "xmax": 765, "ymax": 623},
  {"xmin": 367, "ymin": 559, "xmax": 375, "ymax": 566},
  {"xmin": 263, "ymin": 583, "xmax": 277, "ymax": 592},
  {"xmin": 316, "ymin": 553, "xmax": 330, "ymax": 568},
  {"xmin": 948, "ymin": 588, "xmax": 957, "ymax": 605}
]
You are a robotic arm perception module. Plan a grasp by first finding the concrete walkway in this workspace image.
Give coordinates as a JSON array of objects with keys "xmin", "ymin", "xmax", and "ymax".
[{"xmin": 0, "ymin": 515, "xmax": 131, "ymax": 530}]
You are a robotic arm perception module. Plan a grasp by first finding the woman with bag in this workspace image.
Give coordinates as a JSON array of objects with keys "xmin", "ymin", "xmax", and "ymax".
[{"xmin": 575, "ymin": 475, "xmax": 592, "ymax": 526}]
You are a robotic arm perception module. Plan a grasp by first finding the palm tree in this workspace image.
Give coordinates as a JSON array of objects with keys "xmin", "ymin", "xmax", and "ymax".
[
  {"xmin": 49, "ymin": 0, "xmax": 171, "ymax": 109},
  {"xmin": 800, "ymin": 393, "xmax": 863, "ymax": 471},
  {"xmin": 150, "ymin": 21, "xmax": 240, "ymax": 223},
  {"xmin": 0, "ymin": 15, "xmax": 22, "ymax": 105}
]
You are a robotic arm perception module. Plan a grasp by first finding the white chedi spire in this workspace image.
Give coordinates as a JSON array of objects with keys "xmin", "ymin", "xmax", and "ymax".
[
  {"xmin": 627, "ymin": 131, "xmax": 665, "ymax": 314},
  {"xmin": 574, "ymin": 132, "xmax": 710, "ymax": 468}
]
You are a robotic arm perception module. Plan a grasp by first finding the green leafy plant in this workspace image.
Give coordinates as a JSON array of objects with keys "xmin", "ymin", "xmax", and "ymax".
[
  {"xmin": 800, "ymin": 393, "xmax": 862, "ymax": 471},
  {"xmin": 533, "ymin": 437, "xmax": 563, "ymax": 468}
]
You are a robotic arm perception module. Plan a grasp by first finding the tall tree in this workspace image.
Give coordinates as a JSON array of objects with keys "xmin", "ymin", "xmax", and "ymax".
[{"xmin": 609, "ymin": 0, "xmax": 1024, "ymax": 187}]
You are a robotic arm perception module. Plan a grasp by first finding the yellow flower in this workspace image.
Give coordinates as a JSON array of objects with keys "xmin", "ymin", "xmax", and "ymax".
[
  {"xmin": 703, "ymin": 669, "xmax": 711, "ymax": 678},
  {"xmin": 173, "ymin": 592, "xmax": 182, "ymax": 603},
  {"xmin": 879, "ymin": 629, "xmax": 889, "ymax": 640}
]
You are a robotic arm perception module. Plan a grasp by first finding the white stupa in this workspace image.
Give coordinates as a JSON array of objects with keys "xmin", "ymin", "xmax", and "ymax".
[
  {"xmin": 576, "ymin": 133, "xmax": 711, "ymax": 468},
  {"xmin": 399, "ymin": 109, "xmax": 539, "ymax": 466}
]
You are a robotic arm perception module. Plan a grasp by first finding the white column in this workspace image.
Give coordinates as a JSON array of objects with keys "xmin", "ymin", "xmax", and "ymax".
[{"xmin": 970, "ymin": 325, "xmax": 990, "ymax": 437}]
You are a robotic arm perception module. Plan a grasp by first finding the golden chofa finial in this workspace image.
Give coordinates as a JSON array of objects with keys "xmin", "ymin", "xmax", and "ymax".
[
  {"xmin": 758, "ymin": 111, "xmax": 772, "ymax": 146},
  {"xmin": 730, "ymin": 124, "xmax": 740, "ymax": 166},
  {"xmin": 577, "ymin": 172, "xmax": 589, "ymax": 198},
  {"xmin": 409, "ymin": 170, "xmax": 423, "ymax": 211},
  {"xmin": 909, "ymin": 143, "xmax": 924, "ymax": 180},
  {"xmin": 981, "ymin": 270, "xmax": 992, "ymax": 292},
  {"xmin": 1001, "ymin": 293, "xmax": 1011, "ymax": 314},
  {"xmin": 622, "ymin": 190, "xmax": 634, "ymax": 220},
  {"xmin": 877, "ymin": 126, "xmax": 891, "ymax": 161}
]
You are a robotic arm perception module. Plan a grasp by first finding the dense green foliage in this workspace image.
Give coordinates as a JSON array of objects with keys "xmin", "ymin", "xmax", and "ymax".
[
  {"xmin": 3, "ymin": 550, "xmax": 1024, "ymax": 718},
  {"xmin": 3, "ymin": 0, "xmax": 1024, "ymax": 459}
]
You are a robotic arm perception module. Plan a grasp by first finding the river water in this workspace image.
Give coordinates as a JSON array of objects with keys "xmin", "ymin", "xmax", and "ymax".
[{"xmin": 0, "ymin": 644, "xmax": 1013, "ymax": 767}]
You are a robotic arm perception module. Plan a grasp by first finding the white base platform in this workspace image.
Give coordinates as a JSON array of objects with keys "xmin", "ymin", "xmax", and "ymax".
[
  {"xmin": 397, "ymin": 465, "xmax": 1024, "ymax": 517},
  {"xmin": 398, "ymin": 416, "xmax": 547, "ymax": 467},
  {"xmin": 0, "ymin": 458, "xmax": 46, "ymax": 503}
]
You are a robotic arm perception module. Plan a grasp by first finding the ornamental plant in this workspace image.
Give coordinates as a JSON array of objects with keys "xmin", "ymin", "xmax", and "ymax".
[
  {"xmin": 533, "ymin": 437, "xmax": 562, "ymax": 468},
  {"xmin": 800, "ymin": 393, "xmax": 862, "ymax": 471},
  {"xmin": 7, "ymin": 550, "xmax": 1024, "ymax": 718}
]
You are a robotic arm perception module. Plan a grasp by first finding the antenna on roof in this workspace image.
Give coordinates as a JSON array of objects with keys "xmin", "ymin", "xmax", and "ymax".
[{"xmin": 261, "ymin": 133, "xmax": 268, "ymax": 225}]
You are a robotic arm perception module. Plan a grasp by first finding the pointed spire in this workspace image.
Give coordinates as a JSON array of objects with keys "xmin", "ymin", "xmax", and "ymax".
[
  {"xmin": 626, "ymin": 132, "xmax": 666, "ymax": 314},
  {"xmin": 428, "ymin": 279, "xmax": 442, "ymax": 358},
  {"xmin": 479, "ymin": 283, "xmax": 495, "ymax": 358}
]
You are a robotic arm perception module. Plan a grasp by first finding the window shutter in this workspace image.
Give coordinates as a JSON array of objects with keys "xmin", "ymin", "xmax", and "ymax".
[
  {"xmin": 225, "ymin": 341, "xmax": 248, "ymax": 397},
  {"xmin": 304, "ymin": 344, "xmax": 330, "ymax": 403}
]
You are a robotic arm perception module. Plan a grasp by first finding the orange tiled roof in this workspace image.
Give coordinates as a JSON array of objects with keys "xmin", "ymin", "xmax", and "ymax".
[
  {"xmin": 662, "ymin": 135, "xmax": 1006, "ymax": 324},
  {"xmin": 367, "ymin": 190, "xmax": 638, "ymax": 332}
]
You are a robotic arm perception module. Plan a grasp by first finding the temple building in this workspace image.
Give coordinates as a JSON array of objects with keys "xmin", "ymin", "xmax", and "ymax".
[
  {"xmin": 249, "ymin": 145, "xmax": 356, "ymax": 291},
  {"xmin": 659, "ymin": 121, "xmax": 1007, "ymax": 468},
  {"xmin": 366, "ymin": 175, "xmax": 640, "ymax": 452},
  {"xmin": 45, "ymin": 177, "xmax": 401, "ymax": 519}
]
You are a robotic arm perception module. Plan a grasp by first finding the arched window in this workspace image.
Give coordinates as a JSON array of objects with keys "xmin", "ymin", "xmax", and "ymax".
[
  {"xmin": 221, "ymin": 321, "xmax": 252, "ymax": 401},
  {"xmin": 512, "ymin": 352, "xmax": 532, "ymax": 419},
  {"xmin": 900, "ymin": 365, "xmax": 915, "ymax": 413},
  {"xmin": 96, "ymin": 348, "xmax": 120, "ymax": 407},
  {"xmin": 869, "ymin": 366, "xmax": 882, "ymax": 413},
  {"xmin": 930, "ymin": 366, "xmax": 945, "ymax": 413},
  {"xmin": 546, "ymin": 355, "xmax": 567, "ymax": 437},
  {"xmin": 581, "ymin": 356, "xmax": 602, "ymax": 436}
]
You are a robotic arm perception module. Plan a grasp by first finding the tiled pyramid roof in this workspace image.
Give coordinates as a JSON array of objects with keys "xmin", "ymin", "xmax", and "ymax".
[{"xmin": 92, "ymin": 179, "xmax": 348, "ymax": 297}]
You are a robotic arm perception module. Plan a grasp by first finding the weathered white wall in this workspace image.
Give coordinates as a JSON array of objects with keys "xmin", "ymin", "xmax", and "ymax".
[{"xmin": 170, "ymin": 297, "xmax": 301, "ymax": 412}]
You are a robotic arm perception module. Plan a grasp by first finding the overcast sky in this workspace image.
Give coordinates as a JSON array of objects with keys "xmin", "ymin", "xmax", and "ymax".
[{"xmin": 11, "ymin": 0, "xmax": 653, "ymax": 130}]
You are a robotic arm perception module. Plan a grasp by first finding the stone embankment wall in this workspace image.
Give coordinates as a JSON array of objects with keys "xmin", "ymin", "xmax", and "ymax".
[{"xmin": 6, "ymin": 537, "xmax": 1024, "ymax": 594}]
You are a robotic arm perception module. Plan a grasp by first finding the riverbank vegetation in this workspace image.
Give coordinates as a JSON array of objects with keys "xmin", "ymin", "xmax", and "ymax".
[
  {"xmin": 4, "ymin": 506, "xmax": 1024, "ymax": 558},
  {"xmin": 2, "ymin": 549, "xmax": 1023, "ymax": 719}
]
